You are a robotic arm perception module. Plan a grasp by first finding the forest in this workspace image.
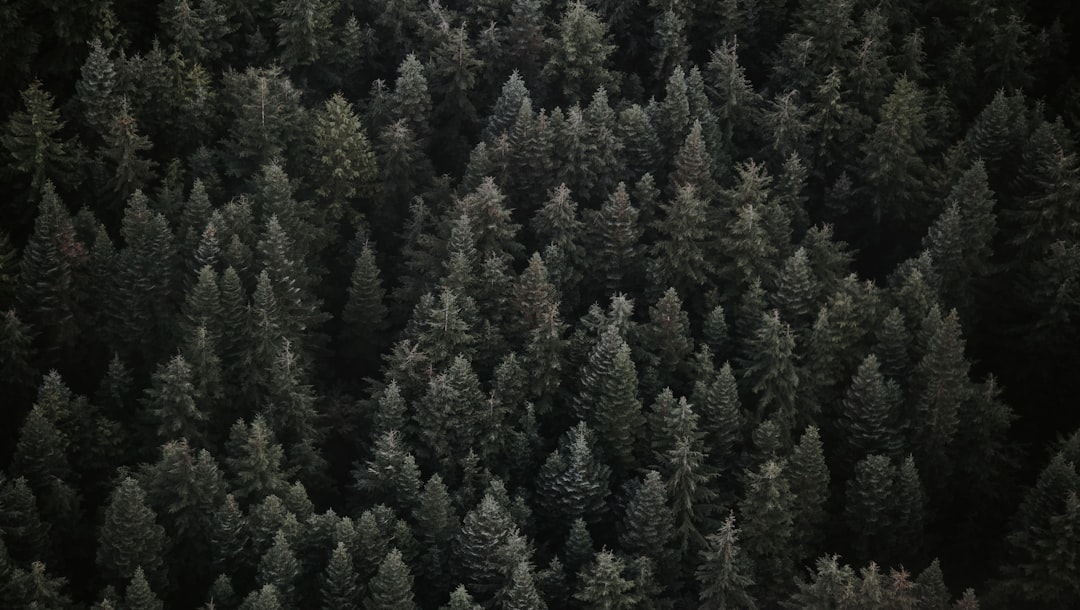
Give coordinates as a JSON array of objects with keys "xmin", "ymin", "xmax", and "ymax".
[{"xmin": 1, "ymin": 0, "xmax": 1080, "ymax": 608}]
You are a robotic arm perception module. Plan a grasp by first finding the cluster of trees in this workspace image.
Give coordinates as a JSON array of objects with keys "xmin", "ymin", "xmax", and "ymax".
[{"xmin": 2, "ymin": 0, "xmax": 1080, "ymax": 608}]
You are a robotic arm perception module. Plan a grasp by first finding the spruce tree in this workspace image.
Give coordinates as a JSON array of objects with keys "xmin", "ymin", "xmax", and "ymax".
[
  {"xmin": 77, "ymin": 39, "xmax": 119, "ymax": 137},
  {"xmin": 274, "ymin": 0, "xmax": 332, "ymax": 69},
  {"xmin": 544, "ymin": 1, "xmax": 616, "ymax": 105},
  {"xmin": 353, "ymin": 430, "xmax": 422, "ymax": 513},
  {"xmin": 97, "ymin": 477, "xmax": 167, "ymax": 587},
  {"xmin": 786, "ymin": 426, "xmax": 829, "ymax": 561},
  {"xmin": 742, "ymin": 311, "xmax": 799, "ymax": 437},
  {"xmin": 321, "ymin": 542, "xmax": 360, "ymax": 610},
  {"xmin": 618, "ymin": 470, "xmax": 675, "ymax": 560},
  {"xmin": 257, "ymin": 530, "xmax": 299, "ymax": 607},
  {"xmin": 145, "ymin": 354, "xmax": 205, "ymax": 445},
  {"xmin": 102, "ymin": 99, "xmax": 156, "ymax": 198},
  {"xmin": 840, "ymin": 354, "xmax": 903, "ymax": 464},
  {"xmin": 537, "ymin": 422, "xmax": 612, "ymax": 524},
  {"xmin": 125, "ymin": 567, "xmax": 164, "ymax": 610},
  {"xmin": 649, "ymin": 187, "xmax": 713, "ymax": 298},
  {"xmin": 737, "ymin": 460, "xmax": 795, "ymax": 593},
  {"xmin": 310, "ymin": 94, "xmax": 377, "ymax": 227},
  {"xmin": 843, "ymin": 454, "xmax": 896, "ymax": 564},
  {"xmin": 225, "ymin": 416, "xmax": 289, "ymax": 504},
  {"xmin": 2, "ymin": 81, "xmax": 75, "ymax": 193},
  {"xmin": 588, "ymin": 182, "xmax": 644, "ymax": 295},
  {"xmin": 593, "ymin": 340, "xmax": 645, "ymax": 474},
  {"xmin": 696, "ymin": 512, "xmax": 757, "ymax": 610},
  {"xmin": 574, "ymin": 549, "xmax": 640, "ymax": 609}
]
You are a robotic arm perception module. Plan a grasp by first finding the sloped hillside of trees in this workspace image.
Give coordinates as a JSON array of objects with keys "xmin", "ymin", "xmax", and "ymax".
[{"xmin": 2, "ymin": 0, "xmax": 1080, "ymax": 608}]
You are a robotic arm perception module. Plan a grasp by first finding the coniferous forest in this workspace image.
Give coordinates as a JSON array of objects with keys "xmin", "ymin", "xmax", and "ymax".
[{"xmin": 3, "ymin": 0, "xmax": 1080, "ymax": 608}]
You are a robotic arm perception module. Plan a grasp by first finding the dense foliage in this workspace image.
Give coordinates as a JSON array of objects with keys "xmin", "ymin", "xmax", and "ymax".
[{"xmin": 2, "ymin": 0, "xmax": 1080, "ymax": 608}]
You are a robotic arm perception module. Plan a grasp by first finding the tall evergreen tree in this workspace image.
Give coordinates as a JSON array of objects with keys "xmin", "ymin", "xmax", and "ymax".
[
  {"xmin": 696, "ymin": 512, "xmax": 757, "ymax": 610},
  {"xmin": 544, "ymin": 1, "xmax": 616, "ymax": 105},
  {"xmin": 537, "ymin": 422, "xmax": 612, "ymax": 524},
  {"xmin": 144, "ymin": 354, "xmax": 205, "ymax": 445},
  {"xmin": 321, "ymin": 542, "xmax": 361, "ymax": 610},
  {"xmin": 2, "ymin": 81, "xmax": 76, "ymax": 193},
  {"xmin": 574, "ymin": 549, "xmax": 640, "ymax": 610},
  {"xmin": 97, "ymin": 477, "xmax": 167, "ymax": 588}
]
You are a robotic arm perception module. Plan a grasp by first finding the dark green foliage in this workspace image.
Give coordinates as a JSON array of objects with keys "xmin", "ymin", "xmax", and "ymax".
[
  {"xmin": 537, "ymin": 422, "xmax": 611, "ymax": 524},
  {"xmin": 125, "ymin": 567, "xmax": 163, "ymax": 610},
  {"xmin": 3, "ymin": 81, "xmax": 75, "ymax": 193},
  {"xmin": 310, "ymin": 94, "xmax": 378, "ymax": 227},
  {"xmin": 575, "ymin": 549, "xmax": 640, "ymax": 609},
  {"xmin": 544, "ymin": 1, "xmax": 616, "ymax": 105},
  {"xmin": 696, "ymin": 512, "xmax": 756, "ymax": 610},
  {"xmin": 618, "ymin": 470, "xmax": 675, "ymax": 559},
  {"xmin": 0, "ymin": 2, "xmax": 1068, "ymax": 608},
  {"xmin": 321, "ymin": 542, "xmax": 360, "ymax": 610},
  {"xmin": 96, "ymin": 477, "xmax": 167, "ymax": 587}
]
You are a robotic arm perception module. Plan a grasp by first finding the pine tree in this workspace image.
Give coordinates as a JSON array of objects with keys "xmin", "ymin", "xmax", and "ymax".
[
  {"xmin": 706, "ymin": 38, "xmax": 763, "ymax": 153},
  {"xmin": 17, "ymin": 184, "xmax": 84, "ymax": 358},
  {"xmin": 588, "ymin": 183, "xmax": 644, "ymax": 295},
  {"xmin": 102, "ymin": 99, "xmax": 156, "ymax": 198},
  {"xmin": 670, "ymin": 120, "xmax": 719, "ymax": 204},
  {"xmin": 649, "ymin": 186, "xmax": 713, "ymax": 298},
  {"xmin": 77, "ymin": 39, "xmax": 119, "ymax": 137},
  {"xmin": 353, "ymin": 430, "xmax": 422, "ymax": 512},
  {"xmin": 840, "ymin": 354, "xmax": 903, "ymax": 464},
  {"xmin": 843, "ymin": 454, "xmax": 896, "ymax": 564},
  {"xmin": 257, "ymin": 530, "xmax": 299, "ymax": 607},
  {"xmin": 742, "ymin": 311, "xmax": 799, "ymax": 436},
  {"xmin": 504, "ymin": 561, "xmax": 548, "ymax": 610},
  {"xmin": 860, "ymin": 75, "xmax": 929, "ymax": 226},
  {"xmin": 145, "ymin": 354, "xmax": 205, "ymax": 445},
  {"xmin": 453, "ymin": 493, "xmax": 518, "ymax": 601},
  {"xmin": 114, "ymin": 192, "xmax": 175, "ymax": 362},
  {"xmin": 443, "ymin": 585, "xmax": 481, "ymax": 610},
  {"xmin": 2, "ymin": 81, "xmax": 75, "ymax": 192},
  {"xmin": 24, "ymin": 561, "xmax": 71, "ymax": 609},
  {"xmin": 618, "ymin": 470, "xmax": 675, "ymax": 560},
  {"xmin": 544, "ymin": 1, "xmax": 616, "ymax": 104},
  {"xmin": 125, "ymin": 566, "xmax": 164, "ymax": 610},
  {"xmin": 220, "ymin": 67, "xmax": 305, "ymax": 178},
  {"xmin": 786, "ymin": 426, "xmax": 829, "ymax": 561},
  {"xmin": 663, "ymin": 427, "xmax": 717, "ymax": 556},
  {"xmin": 225, "ymin": 416, "xmax": 289, "ymax": 504},
  {"xmin": 239, "ymin": 584, "xmax": 283, "ymax": 610},
  {"xmin": 771, "ymin": 247, "xmax": 815, "ymax": 334},
  {"xmin": 97, "ymin": 477, "xmax": 167, "ymax": 587},
  {"xmin": 321, "ymin": 542, "xmax": 360, "ymax": 610},
  {"xmin": 0, "ymin": 475, "xmax": 50, "ymax": 564},
  {"xmin": 739, "ymin": 459, "xmax": 794, "ymax": 586},
  {"xmin": 413, "ymin": 474, "xmax": 457, "ymax": 599},
  {"xmin": 593, "ymin": 340, "xmax": 645, "ymax": 473},
  {"xmin": 696, "ymin": 512, "xmax": 757, "ymax": 610},
  {"xmin": 310, "ymin": 93, "xmax": 377, "ymax": 227},
  {"xmin": 142, "ymin": 439, "xmax": 225, "ymax": 575},
  {"xmin": 913, "ymin": 308, "xmax": 970, "ymax": 489},
  {"xmin": 537, "ymin": 422, "xmax": 611, "ymax": 524},
  {"xmin": 273, "ymin": 0, "xmax": 332, "ymax": 69},
  {"xmin": 574, "ymin": 549, "xmax": 640, "ymax": 609}
]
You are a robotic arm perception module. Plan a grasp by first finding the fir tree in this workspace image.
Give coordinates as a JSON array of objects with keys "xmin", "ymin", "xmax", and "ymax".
[
  {"xmin": 77, "ymin": 39, "xmax": 119, "ymax": 136},
  {"xmin": 145, "ymin": 354, "xmax": 205, "ymax": 445},
  {"xmin": 225, "ymin": 416, "xmax": 289, "ymax": 504},
  {"xmin": 310, "ymin": 94, "xmax": 377, "ymax": 227},
  {"xmin": 574, "ymin": 550, "xmax": 640, "ymax": 610},
  {"xmin": 102, "ymin": 99, "xmax": 155, "ymax": 198},
  {"xmin": 742, "ymin": 311, "xmax": 799, "ymax": 436},
  {"xmin": 97, "ymin": 477, "xmax": 167, "ymax": 587},
  {"xmin": 618, "ymin": 470, "xmax": 675, "ymax": 560},
  {"xmin": 125, "ymin": 567, "xmax": 164, "ymax": 610},
  {"xmin": 537, "ymin": 422, "xmax": 612, "ymax": 524},
  {"xmin": 588, "ymin": 183, "xmax": 644, "ymax": 295},
  {"xmin": 273, "ymin": 0, "xmax": 332, "ymax": 69},
  {"xmin": 649, "ymin": 187, "xmax": 713, "ymax": 298},
  {"xmin": 544, "ymin": 1, "xmax": 616, "ymax": 105},
  {"xmin": 840, "ymin": 354, "xmax": 903, "ymax": 464},
  {"xmin": 2, "ymin": 81, "xmax": 75, "ymax": 192},
  {"xmin": 786, "ymin": 426, "xmax": 829, "ymax": 561},
  {"xmin": 353, "ymin": 430, "xmax": 422, "ymax": 513},
  {"xmin": 321, "ymin": 542, "xmax": 360, "ymax": 610},
  {"xmin": 740, "ymin": 459, "xmax": 796, "ymax": 589},
  {"xmin": 696, "ymin": 512, "xmax": 757, "ymax": 610},
  {"xmin": 257, "ymin": 530, "xmax": 299, "ymax": 607}
]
